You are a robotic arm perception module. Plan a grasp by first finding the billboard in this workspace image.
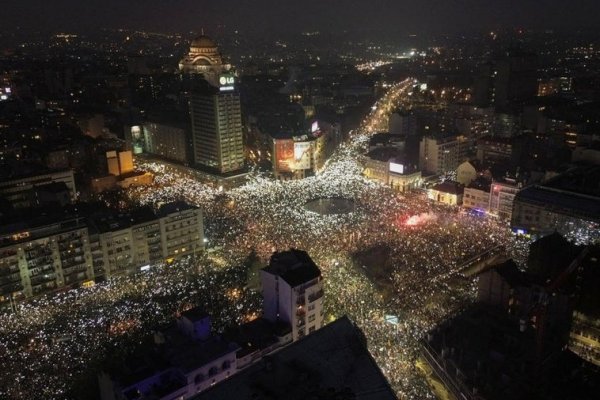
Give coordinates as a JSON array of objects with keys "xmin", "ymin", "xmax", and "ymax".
[
  {"xmin": 294, "ymin": 142, "xmax": 312, "ymax": 170},
  {"xmin": 275, "ymin": 139, "xmax": 295, "ymax": 172},
  {"xmin": 389, "ymin": 162, "xmax": 404, "ymax": 174},
  {"xmin": 219, "ymin": 74, "xmax": 235, "ymax": 91}
]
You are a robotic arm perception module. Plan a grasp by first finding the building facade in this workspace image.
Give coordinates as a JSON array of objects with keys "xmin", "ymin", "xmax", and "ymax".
[
  {"xmin": 0, "ymin": 216, "xmax": 93, "ymax": 304},
  {"xmin": 419, "ymin": 135, "xmax": 474, "ymax": 175},
  {"xmin": 428, "ymin": 181, "xmax": 465, "ymax": 206},
  {"xmin": 143, "ymin": 122, "xmax": 190, "ymax": 164},
  {"xmin": 261, "ymin": 250, "xmax": 324, "ymax": 341},
  {"xmin": 0, "ymin": 169, "xmax": 76, "ymax": 209},
  {"xmin": 489, "ymin": 179, "xmax": 521, "ymax": 220},
  {"xmin": 190, "ymin": 80, "xmax": 245, "ymax": 174},
  {"xmin": 0, "ymin": 202, "xmax": 204, "ymax": 307},
  {"xmin": 463, "ymin": 180, "xmax": 491, "ymax": 212}
]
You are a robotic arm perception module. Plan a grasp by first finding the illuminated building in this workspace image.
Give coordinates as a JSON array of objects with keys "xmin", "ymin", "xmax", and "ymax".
[
  {"xmin": 142, "ymin": 122, "xmax": 190, "ymax": 164},
  {"xmin": 0, "ymin": 202, "xmax": 204, "ymax": 306},
  {"xmin": 489, "ymin": 178, "xmax": 521, "ymax": 220},
  {"xmin": 271, "ymin": 121, "xmax": 342, "ymax": 180},
  {"xmin": 463, "ymin": 178, "xmax": 491, "ymax": 212},
  {"xmin": 180, "ymin": 33, "xmax": 245, "ymax": 175},
  {"xmin": 189, "ymin": 78, "xmax": 244, "ymax": 174},
  {"xmin": 364, "ymin": 147, "xmax": 421, "ymax": 193},
  {"xmin": 90, "ymin": 202, "xmax": 204, "ymax": 279},
  {"xmin": 261, "ymin": 250, "xmax": 324, "ymax": 341},
  {"xmin": 419, "ymin": 135, "xmax": 475, "ymax": 175},
  {"xmin": 511, "ymin": 166, "xmax": 600, "ymax": 237},
  {"xmin": 0, "ymin": 215, "xmax": 93, "ymax": 304},
  {"xmin": 179, "ymin": 34, "xmax": 231, "ymax": 87},
  {"xmin": 106, "ymin": 150, "xmax": 134, "ymax": 176},
  {"xmin": 456, "ymin": 160, "xmax": 478, "ymax": 186},
  {"xmin": 428, "ymin": 181, "xmax": 464, "ymax": 206}
]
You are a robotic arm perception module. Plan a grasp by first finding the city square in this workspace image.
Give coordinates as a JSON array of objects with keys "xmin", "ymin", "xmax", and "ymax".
[{"xmin": 0, "ymin": 80, "xmax": 529, "ymax": 399}]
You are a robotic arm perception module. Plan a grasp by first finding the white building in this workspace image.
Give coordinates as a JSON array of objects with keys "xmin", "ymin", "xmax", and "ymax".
[
  {"xmin": 261, "ymin": 250, "xmax": 324, "ymax": 341},
  {"xmin": 419, "ymin": 135, "xmax": 475, "ymax": 175},
  {"xmin": 489, "ymin": 179, "xmax": 521, "ymax": 220},
  {"xmin": 463, "ymin": 179, "xmax": 491, "ymax": 212}
]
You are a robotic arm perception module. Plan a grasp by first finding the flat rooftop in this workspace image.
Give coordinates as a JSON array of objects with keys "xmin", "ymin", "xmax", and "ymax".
[
  {"xmin": 262, "ymin": 249, "xmax": 322, "ymax": 287},
  {"xmin": 193, "ymin": 316, "xmax": 397, "ymax": 400}
]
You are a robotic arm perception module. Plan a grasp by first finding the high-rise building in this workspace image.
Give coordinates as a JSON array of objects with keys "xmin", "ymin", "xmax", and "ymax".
[
  {"xmin": 473, "ymin": 51, "xmax": 538, "ymax": 108},
  {"xmin": 261, "ymin": 250, "xmax": 324, "ymax": 341},
  {"xmin": 181, "ymin": 34, "xmax": 245, "ymax": 175},
  {"xmin": 142, "ymin": 122, "xmax": 191, "ymax": 164},
  {"xmin": 189, "ymin": 79, "xmax": 245, "ymax": 173}
]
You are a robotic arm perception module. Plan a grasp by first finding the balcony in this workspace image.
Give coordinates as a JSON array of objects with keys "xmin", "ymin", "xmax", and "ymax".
[
  {"xmin": 308, "ymin": 289, "xmax": 324, "ymax": 303},
  {"xmin": 63, "ymin": 264, "xmax": 88, "ymax": 276},
  {"xmin": 30, "ymin": 273, "xmax": 56, "ymax": 286}
]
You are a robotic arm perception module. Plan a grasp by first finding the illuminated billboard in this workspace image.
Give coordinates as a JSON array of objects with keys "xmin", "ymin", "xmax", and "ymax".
[
  {"xmin": 294, "ymin": 142, "xmax": 312, "ymax": 170},
  {"xmin": 219, "ymin": 74, "xmax": 235, "ymax": 91},
  {"xmin": 274, "ymin": 139, "xmax": 295, "ymax": 172},
  {"xmin": 389, "ymin": 162, "xmax": 404, "ymax": 174}
]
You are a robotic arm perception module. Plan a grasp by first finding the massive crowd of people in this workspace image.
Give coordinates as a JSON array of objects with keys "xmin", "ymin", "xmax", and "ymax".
[{"xmin": 1, "ymin": 79, "xmax": 533, "ymax": 399}]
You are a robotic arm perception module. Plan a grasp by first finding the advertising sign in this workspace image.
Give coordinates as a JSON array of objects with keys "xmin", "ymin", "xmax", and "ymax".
[
  {"xmin": 293, "ymin": 142, "xmax": 312, "ymax": 170},
  {"xmin": 389, "ymin": 162, "xmax": 404, "ymax": 174},
  {"xmin": 275, "ymin": 139, "xmax": 295, "ymax": 172}
]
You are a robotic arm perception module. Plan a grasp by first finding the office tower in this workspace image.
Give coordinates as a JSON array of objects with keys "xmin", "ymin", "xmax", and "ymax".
[
  {"xmin": 189, "ymin": 78, "xmax": 245, "ymax": 173},
  {"xmin": 181, "ymin": 33, "xmax": 244, "ymax": 174}
]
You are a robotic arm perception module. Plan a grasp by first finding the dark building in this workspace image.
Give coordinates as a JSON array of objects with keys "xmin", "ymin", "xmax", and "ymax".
[
  {"xmin": 193, "ymin": 316, "xmax": 397, "ymax": 400},
  {"xmin": 474, "ymin": 51, "xmax": 538, "ymax": 108}
]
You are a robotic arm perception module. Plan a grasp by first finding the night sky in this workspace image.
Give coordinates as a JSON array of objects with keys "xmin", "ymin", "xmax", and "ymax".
[{"xmin": 3, "ymin": 0, "xmax": 600, "ymax": 34}]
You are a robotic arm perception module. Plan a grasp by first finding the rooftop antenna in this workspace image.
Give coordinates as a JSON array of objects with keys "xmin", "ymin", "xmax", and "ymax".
[{"xmin": 201, "ymin": 28, "xmax": 205, "ymax": 36}]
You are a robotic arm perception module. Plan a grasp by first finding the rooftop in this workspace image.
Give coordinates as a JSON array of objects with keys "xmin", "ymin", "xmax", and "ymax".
[
  {"xmin": 263, "ymin": 249, "xmax": 322, "ymax": 287},
  {"xmin": 431, "ymin": 181, "xmax": 465, "ymax": 195},
  {"xmin": 515, "ymin": 185, "xmax": 600, "ymax": 220},
  {"xmin": 193, "ymin": 316, "xmax": 397, "ymax": 400},
  {"xmin": 157, "ymin": 201, "xmax": 198, "ymax": 217}
]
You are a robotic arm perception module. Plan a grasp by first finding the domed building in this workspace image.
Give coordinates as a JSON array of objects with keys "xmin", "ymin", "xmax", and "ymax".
[{"xmin": 179, "ymin": 33, "xmax": 231, "ymax": 86}]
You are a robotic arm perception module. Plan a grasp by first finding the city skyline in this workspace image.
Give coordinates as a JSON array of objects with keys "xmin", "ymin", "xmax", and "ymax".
[{"xmin": 1, "ymin": 2, "xmax": 599, "ymax": 400}]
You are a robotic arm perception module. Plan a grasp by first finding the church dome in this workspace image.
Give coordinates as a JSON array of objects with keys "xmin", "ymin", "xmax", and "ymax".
[{"xmin": 191, "ymin": 35, "xmax": 217, "ymax": 49}]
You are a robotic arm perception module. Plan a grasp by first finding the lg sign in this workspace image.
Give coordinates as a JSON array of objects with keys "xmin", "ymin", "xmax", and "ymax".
[{"xmin": 219, "ymin": 75, "xmax": 235, "ymax": 91}]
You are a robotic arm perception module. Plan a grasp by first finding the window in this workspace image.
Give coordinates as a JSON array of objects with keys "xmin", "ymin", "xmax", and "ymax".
[
  {"xmin": 309, "ymin": 326, "xmax": 316, "ymax": 333},
  {"xmin": 308, "ymin": 314, "xmax": 315, "ymax": 323},
  {"xmin": 308, "ymin": 304, "xmax": 315, "ymax": 311}
]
